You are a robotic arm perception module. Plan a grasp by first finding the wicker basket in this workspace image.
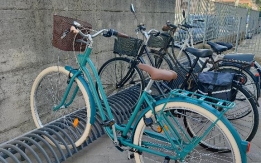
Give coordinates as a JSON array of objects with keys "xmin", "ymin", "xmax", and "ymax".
[
  {"xmin": 113, "ymin": 37, "xmax": 143, "ymax": 57},
  {"xmin": 147, "ymin": 33, "xmax": 171, "ymax": 49},
  {"xmin": 52, "ymin": 15, "xmax": 92, "ymax": 52}
]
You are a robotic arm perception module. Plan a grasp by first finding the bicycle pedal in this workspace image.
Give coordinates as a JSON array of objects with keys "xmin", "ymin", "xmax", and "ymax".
[
  {"xmin": 163, "ymin": 156, "xmax": 170, "ymax": 163},
  {"xmin": 101, "ymin": 119, "xmax": 115, "ymax": 127},
  {"xmin": 127, "ymin": 151, "xmax": 134, "ymax": 160},
  {"xmin": 115, "ymin": 145, "xmax": 124, "ymax": 152}
]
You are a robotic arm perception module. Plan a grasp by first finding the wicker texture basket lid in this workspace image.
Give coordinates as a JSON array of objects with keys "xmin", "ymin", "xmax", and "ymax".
[{"xmin": 52, "ymin": 15, "xmax": 92, "ymax": 51}]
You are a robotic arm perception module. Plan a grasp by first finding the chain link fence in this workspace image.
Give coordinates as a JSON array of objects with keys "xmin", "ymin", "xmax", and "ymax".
[{"xmin": 174, "ymin": 0, "xmax": 261, "ymax": 58}]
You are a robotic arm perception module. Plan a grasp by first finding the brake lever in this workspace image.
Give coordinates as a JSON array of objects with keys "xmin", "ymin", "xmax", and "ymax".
[{"xmin": 75, "ymin": 39, "xmax": 89, "ymax": 45}]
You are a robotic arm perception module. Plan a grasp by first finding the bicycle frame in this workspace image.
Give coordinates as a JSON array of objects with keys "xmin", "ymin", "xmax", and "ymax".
[
  {"xmin": 175, "ymin": 25, "xmax": 231, "ymax": 72},
  {"xmin": 50, "ymin": 42, "xmax": 247, "ymax": 161}
]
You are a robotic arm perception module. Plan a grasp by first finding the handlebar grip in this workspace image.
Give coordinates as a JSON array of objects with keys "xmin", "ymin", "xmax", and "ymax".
[
  {"xmin": 72, "ymin": 21, "xmax": 82, "ymax": 28},
  {"xmin": 103, "ymin": 29, "xmax": 129, "ymax": 38},
  {"xmin": 168, "ymin": 23, "xmax": 177, "ymax": 29},
  {"xmin": 162, "ymin": 25, "xmax": 170, "ymax": 31},
  {"xmin": 116, "ymin": 32, "xmax": 129, "ymax": 38}
]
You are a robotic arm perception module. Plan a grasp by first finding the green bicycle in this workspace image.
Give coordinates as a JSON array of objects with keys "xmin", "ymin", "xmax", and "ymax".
[{"xmin": 30, "ymin": 20, "xmax": 249, "ymax": 163}]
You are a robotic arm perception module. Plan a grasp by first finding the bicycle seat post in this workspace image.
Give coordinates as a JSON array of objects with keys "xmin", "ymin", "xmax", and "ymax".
[{"xmin": 144, "ymin": 79, "xmax": 154, "ymax": 94}]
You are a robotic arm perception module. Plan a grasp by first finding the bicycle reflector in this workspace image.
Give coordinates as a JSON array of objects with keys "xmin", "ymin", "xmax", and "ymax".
[
  {"xmin": 157, "ymin": 125, "xmax": 169, "ymax": 133},
  {"xmin": 247, "ymin": 142, "xmax": 251, "ymax": 153},
  {"xmin": 73, "ymin": 118, "xmax": 79, "ymax": 128}
]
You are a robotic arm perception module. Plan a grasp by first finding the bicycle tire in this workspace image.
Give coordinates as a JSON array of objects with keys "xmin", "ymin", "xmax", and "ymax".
[
  {"xmin": 212, "ymin": 64, "xmax": 260, "ymax": 99},
  {"xmin": 30, "ymin": 66, "xmax": 93, "ymax": 149},
  {"xmin": 97, "ymin": 57, "xmax": 145, "ymax": 108},
  {"xmin": 166, "ymin": 45, "xmax": 192, "ymax": 71},
  {"xmin": 227, "ymin": 84, "xmax": 259, "ymax": 141},
  {"xmin": 145, "ymin": 52, "xmax": 174, "ymax": 70},
  {"xmin": 133, "ymin": 100, "xmax": 245, "ymax": 163}
]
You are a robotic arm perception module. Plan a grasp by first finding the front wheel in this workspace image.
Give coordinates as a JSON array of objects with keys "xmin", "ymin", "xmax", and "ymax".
[
  {"xmin": 133, "ymin": 100, "xmax": 244, "ymax": 163},
  {"xmin": 98, "ymin": 57, "xmax": 145, "ymax": 108},
  {"xmin": 30, "ymin": 66, "xmax": 92, "ymax": 149}
]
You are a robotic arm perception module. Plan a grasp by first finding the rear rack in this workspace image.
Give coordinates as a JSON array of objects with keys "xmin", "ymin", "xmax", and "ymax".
[{"xmin": 170, "ymin": 89, "xmax": 235, "ymax": 110}]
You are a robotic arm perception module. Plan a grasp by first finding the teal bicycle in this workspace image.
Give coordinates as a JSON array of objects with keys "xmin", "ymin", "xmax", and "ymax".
[{"xmin": 30, "ymin": 20, "xmax": 249, "ymax": 163}]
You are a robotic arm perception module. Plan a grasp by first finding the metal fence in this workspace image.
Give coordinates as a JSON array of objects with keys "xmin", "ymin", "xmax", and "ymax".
[{"xmin": 174, "ymin": 0, "xmax": 261, "ymax": 57}]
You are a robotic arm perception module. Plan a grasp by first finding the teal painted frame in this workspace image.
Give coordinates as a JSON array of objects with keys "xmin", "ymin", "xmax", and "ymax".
[{"xmin": 52, "ymin": 45, "xmax": 247, "ymax": 162}]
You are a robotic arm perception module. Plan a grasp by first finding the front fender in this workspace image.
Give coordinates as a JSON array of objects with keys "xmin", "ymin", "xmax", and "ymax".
[{"xmin": 65, "ymin": 66, "xmax": 96, "ymax": 124}]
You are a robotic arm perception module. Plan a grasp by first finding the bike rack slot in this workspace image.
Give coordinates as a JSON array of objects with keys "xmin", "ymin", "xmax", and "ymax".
[
  {"xmin": 0, "ymin": 87, "xmax": 138, "ymax": 162},
  {"xmin": 2, "ymin": 144, "xmax": 32, "ymax": 163},
  {"xmin": 33, "ymin": 130, "xmax": 67, "ymax": 161},
  {"xmin": 19, "ymin": 135, "xmax": 56, "ymax": 163}
]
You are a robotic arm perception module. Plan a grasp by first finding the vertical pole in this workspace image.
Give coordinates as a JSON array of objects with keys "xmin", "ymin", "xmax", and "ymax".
[
  {"xmin": 203, "ymin": 0, "xmax": 209, "ymax": 44},
  {"xmin": 174, "ymin": 0, "xmax": 177, "ymax": 23},
  {"xmin": 235, "ymin": 16, "xmax": 242, "ymax": 52},
  {"xmin": 187, "ymin": 0, "xmax": 191, "ymax": 22}
]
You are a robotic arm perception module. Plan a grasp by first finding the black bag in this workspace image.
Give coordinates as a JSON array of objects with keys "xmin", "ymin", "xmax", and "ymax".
[{"xmin": 197, "ymin": 71, "xmax": 234, "ymax": 101}]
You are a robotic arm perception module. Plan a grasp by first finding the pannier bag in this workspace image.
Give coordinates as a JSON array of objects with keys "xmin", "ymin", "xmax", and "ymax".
[{"xmin": 197, "ymin": 71, "xmax": 234, "ymax": 101}]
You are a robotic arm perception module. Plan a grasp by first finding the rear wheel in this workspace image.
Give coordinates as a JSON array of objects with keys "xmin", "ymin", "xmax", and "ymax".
[
  {"xmin": 186, "ymin": 83, "xmax": 258, "ymax": 145},
  {"xmin": 227, "ymin": 84, "xmax": 258, "ymax": 141},
  {"xmin": 133, "ymin": 101, "xmax": 244, "ymax": 163}
]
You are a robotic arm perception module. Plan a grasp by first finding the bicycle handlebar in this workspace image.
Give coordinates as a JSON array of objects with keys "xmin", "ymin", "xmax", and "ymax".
[
  {"xmin": 178, "ymin": 19, "xmax": 204, "ymax": 31},
  {"xmin": 102, "ymin": 29, "xmax": 129, "ymax": 38},
  {"xmin": 136, "ymin": 23, "xmax": 146, "ymax": 31},
  {"xmin": 68, "ymin": 21, "xmax": 129, "ymax": 41},
  {"xmin": 162, "ymin": 21, "xmax": 177, "ymax": 32},
  {"xmin": 136, "ymin": 24, "xmax": 159, "ymax": 36}
]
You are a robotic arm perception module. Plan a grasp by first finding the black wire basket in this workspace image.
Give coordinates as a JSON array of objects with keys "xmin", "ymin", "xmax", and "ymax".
[
  {"xmin": 147, "ymin": 33, "xmax": 172, "ymax": 49},
  {"xmin": 113, "ymin": 37, "xmax": 143, "ymax": 57}
]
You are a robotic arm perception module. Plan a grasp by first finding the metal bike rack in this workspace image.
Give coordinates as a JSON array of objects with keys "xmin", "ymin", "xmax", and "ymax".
[{"xmin": 0, "ymin": 86, "xmax": 140, "ymax": 163}]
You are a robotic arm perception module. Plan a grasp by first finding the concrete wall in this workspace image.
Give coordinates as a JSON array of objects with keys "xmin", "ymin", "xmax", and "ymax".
[{"xmin": 0, "ymin": 0, "xmax": 175, "ymax": 144}]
